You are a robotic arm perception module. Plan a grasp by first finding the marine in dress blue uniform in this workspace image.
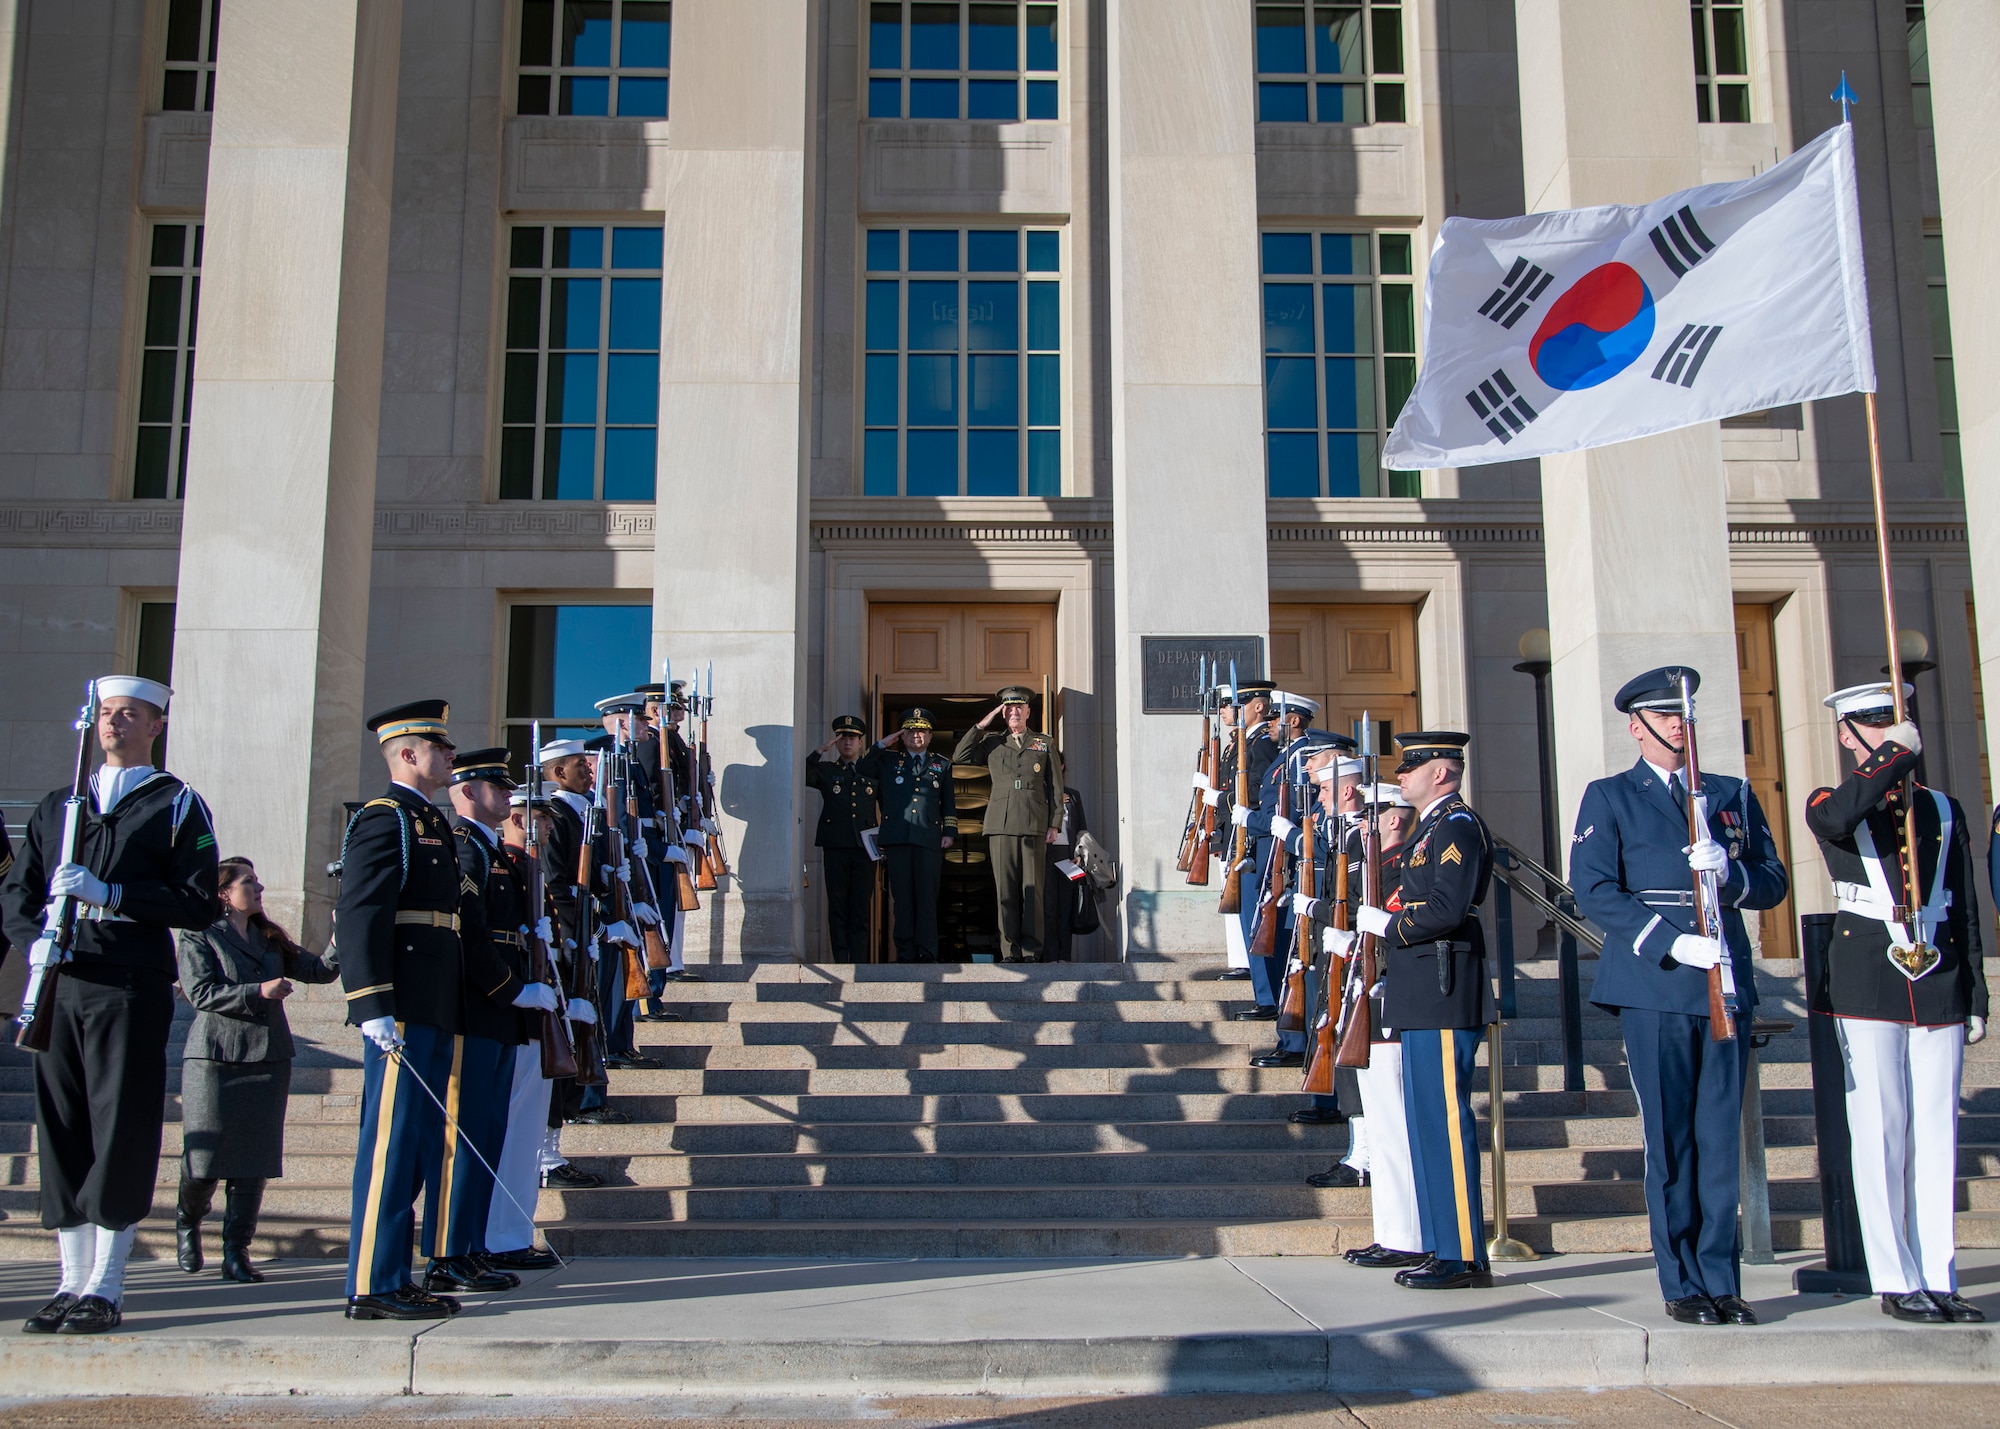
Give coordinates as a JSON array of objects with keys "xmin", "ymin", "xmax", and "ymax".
[
  {"xmin": 1355, "ymin": 731, "xmax": 1495, "ymax": 1289},
  {"xmin": 1569, "ymin": 667, "xmax": 1789, "ymax": 1326},
  {"xmin": 337, "ymin": 700, "xmax": 469, "ymax": 1321}
]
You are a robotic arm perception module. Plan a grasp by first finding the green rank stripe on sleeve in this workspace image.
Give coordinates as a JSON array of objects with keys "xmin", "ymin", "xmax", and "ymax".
[{"xmin": 194, "ymin": 834, "xmax": 215, "ymax": 850}]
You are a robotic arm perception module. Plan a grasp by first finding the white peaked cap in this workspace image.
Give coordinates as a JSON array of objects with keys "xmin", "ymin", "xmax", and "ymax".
[
  {"xmin": 1364, "ymin": 782, "xmax": 1412, "ymax": 808},
  {"xmin": 96, "ymin": 675, "xmax": 172, "ymax": 710},
  {"xmin": 1823, "ymin": 681, "xmax": 1913, "ymax": 719}
]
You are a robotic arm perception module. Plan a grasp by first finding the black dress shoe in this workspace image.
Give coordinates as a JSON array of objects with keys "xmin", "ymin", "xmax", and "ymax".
[
  {"xmin": 660, "ymin": 969, "xmax": 705, "ymax": 982},
  {"xmin": 21, "ymin": 1293, "xmax": 77, "ymax": 1334},
  {"xmin": 485, "ymin": 1245, "xmax": 561, "ymax": 1271},
  {"xmin": 424, "ymin": 1256, "xmax": 517, "ymax": 1293},
  {"xmin": 542, "ymin": 1163, "xmax": 603, "ymax": 1189},
  {"xmin": 635, "ymin": 1009, "xmax": 682, "ymax": 1021},
  {"xmin": 1931, "ymin": 1291, "xmax": 1985, "ymax": 1323},
  {"xmin": 1306, "ymin": 1162, "xmax": 1368, "ymax": 1188},
  {"xmin": 1350, "ymin": 1245, "xmax": 1429, "ymax": 1269},
  {"xmin": 567, "ymin": 1106, "xmax": 630, "ymax": 1125},
  {"xmin": 1396, "ymin": 1259, "xmax": 1493, "ymax": 1289},
  {"xmin": 620, "ymin": 1052, "xmax": 663, "ymax": 1069},
  {"xmin": 1219, "ymin": 969, "xmax": 1252, "ymax": 980},
  {"xmin": 1711, "ymin": 1294, "xmax": 1758, "ymax": 1325},
  {"xmin": 55, "ymin": 1295, "xmax": 121, "ymax": 1334},
  {"xmin": 1230, "ymin": 1007, "xmax": 1279, "ymax": 1021},
  {"xmin": 1665, "ymin": 1295, "xmax": 1722, "ymax": 1325},
  {"xmin": 1250, "ymin": 1051, "xmax": 1304, "ymax": 1068},
  {"xmin": 1289, "ymin": 1105, "xmax": 1347, "ymax": 1125},
  {"xmin": 347, "ymin": 1287, "xmax": 457, "ymax": 1321},
  {"xmin": 1882, "ymin": 1290, "xmax": 1945, "ymax": 1323}
]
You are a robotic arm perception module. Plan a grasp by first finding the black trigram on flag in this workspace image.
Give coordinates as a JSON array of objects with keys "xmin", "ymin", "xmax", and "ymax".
[
  {"xmin": 1650, "ymin": 323, "xmax": 1723, "ymax": 387},
  {"xmin": 1477, "ymin": 257, "xmax": 1555, "ymax": 329},
  {"xmin": 1465, "ymin": 369, "xmax": 1538, "ymax": 443},
  {"xmin": 1648, "ymin": 205, "xmax": 1716, "ymax": 278}
]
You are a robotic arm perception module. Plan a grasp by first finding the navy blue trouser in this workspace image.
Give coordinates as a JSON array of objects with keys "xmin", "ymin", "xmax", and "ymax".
[
  {"xmin": 1620, "ymin": 1006, "xmax": 1751, "ymax": 1301},
  {"xmin": 1402, "ymin": 1026, "xmax": 1486, "ymax": 1263},
  {"xmin": 421, "ymin": 1033, "xmax": 513, "ymax": 1260},
  {"xmin": 347, "ymin": 1022, "xmax": 455, "ymax": 1299}
]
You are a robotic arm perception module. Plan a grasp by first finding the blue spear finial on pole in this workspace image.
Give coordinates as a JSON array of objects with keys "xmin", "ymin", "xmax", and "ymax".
[{"xmin": 1832, "ymin": 71, "xmax": 1858, "ymax": 126}]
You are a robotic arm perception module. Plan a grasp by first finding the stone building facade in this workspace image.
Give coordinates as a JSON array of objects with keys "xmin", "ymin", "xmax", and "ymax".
[{"xmin": 0, "ymin": 0, "xmax": 1990, "ymax": 964}]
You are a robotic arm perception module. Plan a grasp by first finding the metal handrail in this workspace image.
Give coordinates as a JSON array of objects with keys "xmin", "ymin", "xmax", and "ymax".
[
  {"xmin": 1488, "ymin": 835, "xmax": 1591, "ymax": 1094},
  {"xmin": 1490, "ymin": 838, "xmax": 1602, "ymax": 952}
]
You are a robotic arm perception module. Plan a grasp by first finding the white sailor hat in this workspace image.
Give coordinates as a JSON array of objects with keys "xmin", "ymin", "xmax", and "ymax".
[
  {"xmin": 1270, "ymin": 691, "xmax": 1320, "ymax": 718},
  {"xmin": 95, "ymin": 675, "xmax": 172, "ymax": 712},
  {"xmin": 1823, "ymin": 681, "xmax": 1912, "ymax": 722},
  {"xmin": 536, "ymin": 738, "xmax": 591, "ymax": 763},
  {"xmin": 1313, "ymin": 756, "xmax": 1366, "ymax": 784},
  {"xmin": 1363, "ymin": 782, "xmax": 1412, "ymax": 808}
]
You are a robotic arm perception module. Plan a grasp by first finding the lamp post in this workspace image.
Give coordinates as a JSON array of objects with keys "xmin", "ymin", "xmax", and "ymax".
[
  {"xmin": 1513, "ymin": 628, "xmax": 1559, "ymax": 876},
  {"xmin": 1880, "ymin": 628, "xmax": 1937, "ymax": 781}
]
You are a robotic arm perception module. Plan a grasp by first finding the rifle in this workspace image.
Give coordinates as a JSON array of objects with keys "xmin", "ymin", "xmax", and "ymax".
[
  {"xmin": 16, "ymin": 682, "xmax": 98, "ymax": 1052},
  {"xmin": 1277, "ymin": 750, "xmax": 1313, "ymax": 1035},
  {"xmin": 1177, "ymin": 656, "xmax": 1209, "ymax": 877},
  {"xmin": 1218, "ymin": 663, "xmax": 1252, "ymax": 916},
  {"xmin": 1679, "ymin": 674, "xmax": 1737, "ymax": 1042},
  {"xmin": 1336, "ymin": 713, "xmax": 1379, "ymax": 1068},
  {"xmin": 619, "ymin": 721, "xmax": 674, "ymax": 973},
  {"xmin": 1302, "ymin": 790, "xmax": 1346, "ymax": 1094},
  {"xmin": 564, "ymin": 735, "xmax": 610, "ymax": 1087},
  {"xmin": 597, "ymin": 718, "xmax": 651, "ymax": 1002},
  {"xmin": 522, "ymin": 721, "xmax": 580, "ymax": 1081},
  {"xmin": 699, "ymin": 664, "xmax": 730, "ymax": 879},
  {"xmin": 1191, "ymin": 674, "xmax": 1221, "ymax": 885},
  {"xmin": 1248, "ymin": 751, "xmax": 1290, "ymax": 960}
]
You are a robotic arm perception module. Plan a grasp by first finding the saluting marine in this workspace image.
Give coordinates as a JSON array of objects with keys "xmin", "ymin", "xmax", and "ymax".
[
  {"xmin": 861, "ymin": 708, "xmax": 957, "ymax": 963},
  {"xmin": 1570, "ymin": 667, "xmax": 1788, "ymax": 1327},
  {"xmin": 1805, "ymin": 683, "xmax": 1987, "ymax": 1324},
  {"xmin": 336, "ymin": 700, "xmax": 470, "ymax": 1321},
  {"xmin": 806, "ymin": 715, "xmax": 880, "ymax": 963},
  {"xmin": 955, "ymin": 687, "xmax": 1065, "ymax": 963}
]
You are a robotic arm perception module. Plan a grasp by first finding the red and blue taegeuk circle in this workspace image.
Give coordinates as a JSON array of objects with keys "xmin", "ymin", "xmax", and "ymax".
[{"xmin": 1528, "ymin": 262, "xmax": 1655, "ymax": 391}]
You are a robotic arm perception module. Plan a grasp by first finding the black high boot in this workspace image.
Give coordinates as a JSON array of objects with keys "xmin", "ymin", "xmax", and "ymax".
[
  {"xmin": 176, "ymin": 1174, "xmax": 218, "ymax": 1274},
  {"xmin": 220, "ymin": 1179, "xmax": 267, "ymax": 1283}
]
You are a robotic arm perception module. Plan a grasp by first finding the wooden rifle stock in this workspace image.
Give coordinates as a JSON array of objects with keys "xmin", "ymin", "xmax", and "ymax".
[
  {"xmin": 1336, "ymin": 806, "xmax": 1378, "ymax": 1069},
  {"xmin": 1176, "ymin": 714, "xmax": 1209, "ymax": 874},
  {"xmin": 1187, "ymin": 723, "xmax": 1221, "ymax": 887},
  {"xmin": 1248, "ymin": 772, "xmax": 1290, "ymax": 959},
  {"xmin": 1218, "ymin": 719, "xmax": 1251, "ymax": 915},
  {"xmin": 1301, "ymin": 817, "xmax": 1346, "ymax": 1094},
  {"xmin": 520, "ymin": 748, "xmax": 583, "ymax": 1082},
  {"xmin": 1681, "ymin": 709, "xmax": 1736, "ymax": 1043},
  {"xmin": 1276, "ymin": 790, "xmax": 1313, "ymax": 1034}
]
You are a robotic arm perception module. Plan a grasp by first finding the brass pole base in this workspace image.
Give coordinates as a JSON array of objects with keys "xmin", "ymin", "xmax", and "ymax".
[{"xmin": 1487, "ymin": 1235, "xmax": 1540, "ymax": 1263}]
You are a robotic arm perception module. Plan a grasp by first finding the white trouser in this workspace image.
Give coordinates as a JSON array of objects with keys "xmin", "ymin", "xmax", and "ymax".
[
  {"xmin": 1223, "ymin": 911, "xmax": 1248, "ymax": 969},
  {"xmin": 486, "ymin": 1042, "xmax": 554, "ymax": 1253},
  {"xmin": 668, "ymin": 908, "xmax": 687, "ymax": 972},
  {"xmin": 1342, "ymin": 1114, "xmax": 1369, "ymax": 1171},
  {"xmin": 1357, "ymin": 1042, "xmax": 1423, "ymax": 1255},
  {"xmin": 1837, "ymin": 1017, "xmax": 1965, "ymax": 1294}
]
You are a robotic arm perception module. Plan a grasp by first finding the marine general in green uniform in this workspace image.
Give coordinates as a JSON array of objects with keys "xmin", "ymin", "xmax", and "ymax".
[
  {"xmin": 954, "ymin": 686, "xmax": 1064, "ymax": 963},
  {"xmin": 806, "ymin": 715, "xmax": 879, "ymax": 963},
  {"xmin": 858, "ymin": 709, "xmax": 957, "ymax": 963}
]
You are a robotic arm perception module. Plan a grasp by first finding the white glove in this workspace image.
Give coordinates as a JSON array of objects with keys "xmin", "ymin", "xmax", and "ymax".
[
  {"xmin": 602, "ymin": 920, "xmax": 638, "ymax": 948},
  {"xmin": 1968, "ymin": 1015, "xmax": 1987, "ymax": 1046},
  {"xmin": 1191, "ymin": 771, "xmax": 1215, "ymax": 792},
  {"xmin": 535, "ymin": 916, "xmax": 556, "ymax": 946},
  {"xmin": 684, "ymin": 832, "xmax": 706, "ymax": 850},
  {"xmin": 631, "ymin": 900, "xmax": 661, "ymax": 927},
  {"xmin": 1230, "ymin": 804, "xmax": 1253, "ymax": 828},
  {"xmin": 27, "ymin": 935, "xmax": 64, "ymax": 972},
  {"xmin": 663, "ymin": 844, "xmax": 689, "ymax": 865},
  {"xmin": 702, "ymin": 817, "xmax": 721, "ymax": 838},
  {"xmin": 1290, "ymin": 893, "xmax": 1318, "ymax": 919},
  {"xmin": 632, "ymin": 835, "xmax": 649, "ymax": 857},
  {"xmin": 1669, "ymin": 934, "xmax": 1725, "ymax": 970},
  {"xmin": 512, "ymin": 982, "xmax": 560, "ymax": 1012},
  {"xmin": 1322, "ymin": 927, "xmax": 1358, "ymax": 958},
  {"xmin": 566, "ymin": 1000, "xmax": 597, "ymax": 1026},
  {"xmin": 615, "ymin": 862, "xmax": 632, "ymax": 884},
  {"xmin": 360, "ymin": 1016, "xmax": 403, "ymax": 1052},
  {"xmin": 1355, "ymin": 905, "xmax": 1394, "ymax": 938},
  {"xmin": 1882, "ymin": 721, "xmax": 1922, "ymax": 755},
  {"xmin": 49, "ymin": 863, "xmax": 111, "ymax": 908},
  {"xmin": 1686, "ymin": 840, "xmax": 1729, "ymax": 875},
  {"xmin": 1202, "ymin": 787, "xmax": 1222, "ymax": 808},
  {"xmin": 1270, "ymin": 815, "xmax": 1296, "ymax": 842}
]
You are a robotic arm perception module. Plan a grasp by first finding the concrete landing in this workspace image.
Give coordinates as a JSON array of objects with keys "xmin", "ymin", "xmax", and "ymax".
[{"xmin": 1, "ymin": 1251, "xmax": 1995, "ymax": 1397}]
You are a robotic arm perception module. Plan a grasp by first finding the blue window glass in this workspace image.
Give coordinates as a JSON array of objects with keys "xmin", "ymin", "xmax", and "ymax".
[
  {"xmin": 1265, "ymin": 358, "xmax": 1316, "ymax": 429},
  {"xmin": 910, "ymin": 4, "xmax": 960, "ymax": 68},
  {"xmin": 1026, "ymin": 5, "xmax": 1058, "ymax": 70},
  {"xmin": 1258, "ymin": 82, "xmax": 1308, "ymax": 122},
  {"xmin": 550, "ymin": 278, "xmax": 602, "ymax": 347},
  {"xmin": 1323, "ymin": 357, "xmax": 1374, "ymax": 428},
  {"xmin": 619, "ymin": 1, "xmax": 671, "ymax": 65},
  {"xmin": 1026, "ymin": 283, "xmax": 1058, "ymax": 348},
  {"xmin": 871, "ymin": 3, "xmax": 1058, "ymax": 125},
  {"xmin": 1266, "ymin": 432, "xmax": 1319, "ymax": 497},
  {"xmin": 968, "ymin": 230, "xmax": 1019, "ymax": 272},
  {"xmin": 1262, "ymin": 283, "xmax": 1314, "ymax": 353},
  {"xmin": 1321, "ymin": 233, "xmax": 1370, "ymax": 276},
  {"xmin": 867, "ymin": 229, "xmax": 902, "ymax": 272},
  {"xmin": 523, "ymin": 0, "xmax": 671, "ymax": 125},
  {"xmin": 869, "ymin": 77, "xmax": 903, "ymax": 117},
  {"xmin": 1317, "ymin": 8, "xmax": 1363, "ymax": 73},
  {"xmin": 968, "ymin": 78, "xmax": 1018, "ymax": 118},
  {"xmin": 907, "ymin": 281, "xmax": 960, "ymax": 348},
  {"xmin": 1026, "ymin": 231, "xmax": 1059, "ymax": 272},
  {"xmin": 1262, "ymin": 233, "xmax": 1313, "ymax": 274},
  {"xmin": 910, "ymin": 78, "xmax": 958, "ymax": 117},
  {"xmin": 1317, "ymin": 82, "xmax": 1363, "ymax": 123},
  {"xmin": 865, "ymin": 354, "xmax": 900, "ymax": 425},
  {"xmin": 1257, "ymin": 0, "xmax": 1401, "ymax": 125},
  {"xmin": 608, "ymin": 278, "xmax": 660, "ymax": 347},
  {"xmin": 1322, "ymin": 284, "xmax": 1373, "ymax": 353},
  {"xmin": 546, "ymin": 427, "xmax": 597, "ymax": 499},
  {"xmin": 967, "ymin": 428, "xmax": 1018, "ymax": 495},
  {"xmin": 563, "ymin": 1, "xmax": 613, "ymax": 65},
  {"xmin": 968, "ymin": 4, "xmax": 1018, "ymax": 69},
  {"xmin": 1026, "ymin": 353, "xmax": 1059, "ymax": 425},
  {"xmin": 966, "ymin": 282, "xmax": 1018, "ymax": 349},
  {"xmin": 1255, "ymin": 7, "xmax": 1306, "ymax": 72},
  {"xmin": 561, "ymin": 75, "xmax": 610, "ymax": 115},
  {"xmin": 611, "ymin": 227, "xmax": 663, "ymax": 269},
  {"xmin": 617, "ymin": 76, "xmax": 668, "ymax": 116},
  {"xmin": 603, "ymin": 427, "xmax": 656, "ymax": 500},
  {"xmin": 968, "ymin": 353, "xmax": 1019, "ymax": 423},
  {"xmin": 863, "ymin": 429, "xmax": 899, "ymax": 495},
  {"xmin": 909, "ymin": 230, "xmax": 960, "ymax": 271},
  {"xmin": 546, "ymin": 353, "xmax": 599, "ymax": 423},
  {"xmin": 551, "ymin": 227, "xmax": 603, "ymax": 269},
  {"xmin": 870, "ymin": 3, "xmax": 903, "ymax": 68},
  {"xmin": 605, "ymin": 352, "xmax": 658, "ymax": 423},
  {"xmin": 866, "ymin": 280, "xmax": 901, "ymax": 348},
  {"xmin": 906, "ymin": 430, "xmax": 958, "ymax": 495},
  {"xmin": 509, "ymin": 603, "xmax": 652, "ymax": 727},
  {"xmin": 1026, "ymin": 79, "xmax": 1057, "ymax": 119},
  {"xmin": 1326, "ymin": 433, "xmax": 1378, "ymax": 498},
  {"xmin": 1026, "ymin": 429, "xmax": 1059, "ymax": 495},
  {"xmin": 906, "ymin": 354, "xmax": 959, "ymax": 424}
]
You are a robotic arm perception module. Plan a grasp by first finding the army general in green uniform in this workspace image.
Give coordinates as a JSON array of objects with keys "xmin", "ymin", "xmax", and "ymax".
[
  {"xmin": 955, "ymin": 687, "xmax": 1064, "ymax": 963},
  {"xmin": 805, "ymin": 715, "xmax": 879, "ymax": 963}
]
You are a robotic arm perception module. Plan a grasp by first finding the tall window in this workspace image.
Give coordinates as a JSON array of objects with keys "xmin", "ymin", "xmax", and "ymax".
[
  {"xmin": 505, "ymin": 603, "xmax": 652, "ymax": 767},
  {"xmin": 1691, "ymin": 1, "xmax": 1749, "ymax": 123},
  {"xmin": 136, "ymin": 601, "xmax": 176, "ymax": 765},
  {"xmin": 1260, "ymin": 231, "xmax": 1418, "ymax": 498},
  {"xmin": 500, "ymin": 224, "xmax": 661, "ymax": 501},
  {"xmin": 1906, "ymin": 4, "xmax": 1931, "ymax": 128},
  {"xmin": 862, "ymin": 227, "xmax": 1061, "ymax": 497},
  {"xmin": 162, "ymin": 0, "xmax": 219, "ymax": 112},
  {"xmin": 1925, "ymin": 228, "xmax": 1961, "ymax": 496},
  {"xmin": 134, "ymin": 223, "xmax": 202, "ymax": 501},
  {"xmin": 516, "ymin": 0, "xmax": 671, "ymax": 117},
  {"xmin": 1254, "ymin": 2, "xmax": 1404, "ymax": 124},
  {"xmin": 867, "ymin": 2, "xmax": 1058, "ymax": 120}
]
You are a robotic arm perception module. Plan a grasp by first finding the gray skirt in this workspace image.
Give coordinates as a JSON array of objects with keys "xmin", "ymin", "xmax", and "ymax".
[{"xmin": 180, "ymin": 1058, "xmax": 292, "ymax": 1180}]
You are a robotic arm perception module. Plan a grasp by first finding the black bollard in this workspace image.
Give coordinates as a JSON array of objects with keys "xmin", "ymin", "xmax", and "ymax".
[{"xmin": 1793, "ymin": 911, "xmax": 1872, "ymax": 1294}]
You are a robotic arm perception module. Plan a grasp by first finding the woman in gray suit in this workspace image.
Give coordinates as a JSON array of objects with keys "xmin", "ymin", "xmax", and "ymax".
[{"xmin": 174, "ymin": 856, "xmax": 337, "ymax": 1282}]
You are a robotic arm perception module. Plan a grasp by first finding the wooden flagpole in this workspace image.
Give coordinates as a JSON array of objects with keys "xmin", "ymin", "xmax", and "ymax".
[{"xmin": 1862, "ymin": 390, "xmax": 1928, "ymax": 927}]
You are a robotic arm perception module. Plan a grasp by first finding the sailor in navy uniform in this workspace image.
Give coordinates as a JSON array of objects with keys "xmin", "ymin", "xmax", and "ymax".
[
  {"xmin": 336, "ymin": 700, "xmax": 470, "ymax": 1320},
  {"xmin": 1227, "ymin": 688, "xmax": 1311, "ymax": 1020},
  {"xmin": 1569, "ymin": 666, "xmax": 1789, "ymax": 1327},
  {"xmin": 1352, "ymin": 731, "xmax": 1494, "ymax": 1289},
  {"xmin": 1805, "ymin": 682, "xmax": 1987, "ymax": 1324}
]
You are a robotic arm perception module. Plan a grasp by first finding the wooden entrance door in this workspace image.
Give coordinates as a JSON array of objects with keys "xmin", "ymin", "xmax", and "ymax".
[
  {"xmin": 1736, "ymin": 602, "xmax": 1795, "ymax": 959},
  {"xmin": 1268, "ymin": 603, "xmax": 1421, "ymax": 751}
]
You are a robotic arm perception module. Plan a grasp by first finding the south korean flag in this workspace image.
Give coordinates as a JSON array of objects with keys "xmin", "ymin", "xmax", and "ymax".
[{"xmin": 1383, "ymin": 123, "xmax": 1876, "ymax": 469}]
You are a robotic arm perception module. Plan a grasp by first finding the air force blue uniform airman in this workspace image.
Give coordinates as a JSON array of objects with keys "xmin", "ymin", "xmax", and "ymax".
[{"xmin": 1570, "ymin": 666, "xmax": 1788, "ymax": 1326}]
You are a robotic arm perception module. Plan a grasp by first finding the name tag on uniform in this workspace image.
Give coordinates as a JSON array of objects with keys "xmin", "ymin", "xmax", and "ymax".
[{"xmin": 419, "ymin": 837, "xmax": 445, "ymax": 846}]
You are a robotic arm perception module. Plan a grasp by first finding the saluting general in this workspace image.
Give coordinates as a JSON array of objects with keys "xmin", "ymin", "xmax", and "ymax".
[
  {"xmin": 955, "ymin": 687, "xmax": 1064, "ymax": 963},
  {"xmin": 861, "ymin": 708, "xmax": 957, "ymax": 963},
  {"xmin": 807, "ymin": 715, "xmax": 879, "ymax": 963},
  {"xmin": 1570, "ymin": 667, "xmax": 1788, "ymax": 1327}
]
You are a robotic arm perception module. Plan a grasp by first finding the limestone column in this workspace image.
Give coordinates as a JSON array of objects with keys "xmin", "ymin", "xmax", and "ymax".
[
  {"xmin": 651, "ymin": 0, "xmax": 816, "ymax": 959},
  {"xmin": 169, "ymin": 0, "xmax": 402, "ymax": 942},
  {"xmin": 1926, "ymin": 1, "xmax": 2000, "ymax": 783},
  {"xmin": 1106, "ymin": 0, "xmax": 1270, "ymax": 955},
  {"xmin": 1515, "ymin": 0, "xmax": 1746, "ymax": 850}
]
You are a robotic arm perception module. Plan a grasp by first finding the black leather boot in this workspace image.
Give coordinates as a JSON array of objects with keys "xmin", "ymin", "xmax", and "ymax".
[
  {"xmin": 176, "ymin": 1174, "xmax": 217, "ymax": 1274},
  {"xmin": 220, "ymin": 1179, "xmax": 267, "ymax": 1283}
]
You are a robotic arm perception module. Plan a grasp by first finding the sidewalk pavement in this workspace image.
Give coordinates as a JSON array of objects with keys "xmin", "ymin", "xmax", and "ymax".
[{"xmin": 1, "ymin": 1250, "xmax": 1995, "ymax": 1397}]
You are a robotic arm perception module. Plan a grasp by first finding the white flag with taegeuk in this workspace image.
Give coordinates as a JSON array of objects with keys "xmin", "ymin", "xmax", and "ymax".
[{"xmin": 1381, "ymin": 123, "xmax": 1875, "ymax": 470}]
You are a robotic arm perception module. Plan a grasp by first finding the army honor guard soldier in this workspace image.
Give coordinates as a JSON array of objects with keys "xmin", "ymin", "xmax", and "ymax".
[
  {"xmin": 336, "ymin": 700, "xmax": 471, "ymax": 1321},
  {"xmin": 1352, "ymin": 732, "xmax": 1495, "ymax": 1289},
  {"xmin": 1569, "ymin": 667, "xmax": 1789, "ymax": 1327},
  {"xmin": 955, "ymin": 687, "xmax": 1064, "ymax": 963},
  {"xmin": 2, "ymin": 676, "xmax": 220, "ymax": 1335},
  {"xmin": 807, "ymin": 716, "xmax": 880, "ymax": 963},
  {"xmin": 1804, "ymin": 683, "xmax": 1987, "ymax": 1324},
  {"xmin": 860, "ymin": 709, "xmax": 957, "ymax": 963}
]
